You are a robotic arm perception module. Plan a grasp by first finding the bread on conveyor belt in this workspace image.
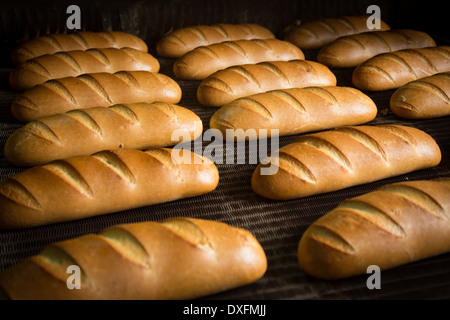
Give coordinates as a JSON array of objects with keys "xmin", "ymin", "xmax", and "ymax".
[
  {"xmin": 156, "ymin": 23, "xmax": 275, "ymax": 58},
  {"xmin": 11, "ymin": 31, "xmax": 149, "ymax": 66},
  {"xmin": 251, "ymin": 125, "xmax": 441, "ymax": 200},
  {"xmin": 285, "ymin": 15, "xmax": 390, "ymax": 49},
  {"xmin": 0, "ymin": 148, "xmax": 219, "ymax": 229},
  {"xmin": 390, "ymin": 72, "xmax": 450, "ymax": 119},
  {"xmin": 11, "ymin": 71, "xmax": 182, "ymax": 122},
  {"xmin": 4, "ymin": 102, "xmax": 203, "ymax": 167},
  {"xmin": 298, "ymin": 178, "xmax": 450, "ymax": 280},
  {"xmin": 352, "ymin": 46, "xmax": 450, "ymax": 91},
  {"xmin": 0, "ymin": 217, "xmax": 267, "ymax": 299},
  {"xmin": 173, "ymin": 39, "xmax": 305, "ymax": 80},
  {"xmin": 9, "ymin": 47, "xmax": 160, "ymax": 91},
  {"xmin": 197, "ymin": 60, "xmax": 336, "ymax": 107},
  {"xmin": 209, "ymin": 86, "xmax": 377, "ymax": 139},
  {"xmin": 317, "ymin": 29, "xmax": 435, "ymax": 68}
]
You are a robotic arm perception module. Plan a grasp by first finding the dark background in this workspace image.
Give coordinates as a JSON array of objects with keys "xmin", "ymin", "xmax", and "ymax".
[
  {"xmin": 0, "ymin": 0, "xmax": 448, "ymax": 63},
  {"xmin": 0, "ymin": 0, "xmax": 449, "ymax": 301}
]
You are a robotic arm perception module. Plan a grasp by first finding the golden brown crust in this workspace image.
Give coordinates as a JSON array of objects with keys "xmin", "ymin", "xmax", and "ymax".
[
  {"xmin": 209, "ymin": 86, "xmax": 377, "ymax": 139},
  {"xmin": 390, "ymin": 72, "xmax": 450, "ymax": 119},
  {"xmin": 156, "ymin": 23, "xmax": 275, "ymax": 58},
  {"xmin": 9, "ymin": 48, "xmax": 160, "ymax": 91},
  {"xmin": 11, "ymin": 31, "xmax": 149, "ymax": 66},
  {"xmin": 0, "ymin": 217, "xmax": 267, "ymax": 299},
  {"xmin": 297, "ymin": 178, "xmax": 450, "ymax": 280},
  {"xmin": 317, "ymin": 29, "xmax": 436, "ymax": 68},
  {"xmin": 10, "ymin": 71, "xmax": 182, "ymax": 122},
  {"xmin": 4, "ymin": 102, "xmax": 203, "ymax": 167},
  {"xmin": 352, "ymin": 46, "xmax": 450, "ymax": 91},
  {"xmin": 197, "ymin": 60, "xmax": 337, "ymax": 107},
  {"xmin": 173, "ymin": 39, "xmax": 305, "ymax": 80},
  {"xmin": 0, "ymin": 148, "xmax": 219, "ymax": 229},
  {"xmin": 285, "ymin": 15, "xmax": 390, "ymax": 49},
  {"xmin": 251, "ymin": 125, "xmax": 441, "ymax": 200}
]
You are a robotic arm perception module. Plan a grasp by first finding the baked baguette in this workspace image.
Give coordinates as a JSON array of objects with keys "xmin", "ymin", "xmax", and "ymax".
[
  {"xmin": 209, "ymin": 86, "xmax": 377, "ymax": 139},
  {"xmin": 317, "ymin": 29, "xmax": 436, "ymax": 68},
  {"xmin": 173, "ymin": 39, "xmax": 305, "ymax": 80},
  {"xmin": 390, "ymin": 72, "xmax": 450, "ymax": 119},
  {"xmin": 251, "ymin": 125, "xmax": 441, "ymax": 200},
  {"xmin": 4, "ymin": 102, "xmax": 203, "ymax": 167},
  {"xmin": 0, "ymin": 217, "xmax": 267, "ymax": 299},
  {"xmin": 285, "ymin": 15, "xmax": 390, "ymax": 49},
  {"xmin": 297, "ymin": 178, "xmax": 450, "ymax": 280},
  {"xmin": 156, "ymin": 23, "xmax": 275, "ymax": 58},
  {"xmin": 0, "ymin": 148, "xmax": 219, "ymax": 229},
  {"xmin": 11, "ymin": 71, "xmax": 182, "ymax": 122},
  {"xmin": 197, "ymin": 60, "xmax": 337, "ymax": 107},
  {"xmin": 9, "ymin": 47, "xmax": 160, "ymax": 91},
  {"xmin": 11, "ymin": 31, "xmax": 149, "ymax": 66},
  {"xmin": 352, "ymin": 46, "xmax": 450, "ymax": 91}
]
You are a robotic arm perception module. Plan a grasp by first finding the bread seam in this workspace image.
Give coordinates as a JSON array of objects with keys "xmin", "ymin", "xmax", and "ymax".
[
  {"xmin": 64, "ymin": 110, "xmax": 104, "ymax": 138},
  {"xmin": 295, "ymin": 136, "xmax": 352, "ymax": 171},
  {"xmin": 379, "ymin": 184, "xmax": 448, "ymax": 220},
  {"xmin": 42, "ymin": 35, "xmax": 64, "ymax": 51},
  {"xmin": 267, "ymin": 90, "xmax": 306, "ymax": 114},
  {"xmin": 21, "ymin": 120, "xmax": 61, "ymax": 144},
  {"xmin": 0, "ymin": 178, "xmax": 42, "ymax": 210},
  {"xmin": 92, "ymin": 151, "xmax": 136, "ymax": 185},
  {"xmin": 78, "ymin": 74, "xmax": 113, "ymax": 104},
  {"xmin": 334, "ymin": 127, "xmax": 388, "ymax": 161},
  {"xmin": 42, "ymin": 80, "xmax": 78, "ymax": 106},
  {"xmin": 337, "ymin": 201, "xmax": 406, "ymax": 237},
  {"xmin": 70, "ymin": 33, "xmax": 90, "ymax": 49},
  {"xmin": 54, "ymin": 52, "xmax": 83, "ymax": 73},
  {"xmin": 43, "ymin": 161, "xmax": 94, "ymax": 197},
  {"xmin": 231, "ymin": 97, "xmax": 273, "ymax": 119},
  {"xmin": 307, "ymin": 225, "xmax": 355, "ymax": 254},
  {"xmin": 277, "ymin": 151, "xmax": 316, "ymax": 183}
]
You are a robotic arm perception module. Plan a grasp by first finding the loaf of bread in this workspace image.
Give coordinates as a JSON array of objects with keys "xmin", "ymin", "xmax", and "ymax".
[
  {"xmin": 197, "ymin": 60, "xmax": 337, "ymax": 107},
  {"xmin": 285, "ymin": 15, "xmax": 390, "ymax": 49},
  {"xmin": 4, "ymin": 102, "xmax": 203, "ymax": 167},
  {"xmin": 156, "ymin": 23, "xmax": 275, "ymax": 58},
  {"xmin": 251, "ymin": 125, "xmax": 441, "ymax": 200},
  {"xmin": 173, "ymin": 39, "xmax": 305, "ymax": 80},
  {"xmin": 11, "ymin": 71, "xmax": 182, "ymax": 122},
  {"xmin": 317, "ymin": 29, "xmax": 436, "ymax": 68},
  {"xmin": 11, "ymin": 31, "xmax": 149, "ymax": 66},
  {"xmin": 352, "ymin": 46, "xmax": 450, "ymax": 91},
  {"xmin": 0, "ymin": 217, "xmax": 267, "ymax": 299},
  {"xmin": 9, "ymin": 47, "xmax": 160, "ymax": 91},
  {"xmin": 0, "ymin": 148, "xmax": 219, "ymax": 229},
  {"xmin": 298, "ymin": 178, "xmax": 450, "ymax": 280},
  {"xmin": 390, "ymin": 72, "xmax": 450, "ymax": 119},
  {"xmin": 210, "ymin": 86, "xmax": 377, "ymax": 139}
]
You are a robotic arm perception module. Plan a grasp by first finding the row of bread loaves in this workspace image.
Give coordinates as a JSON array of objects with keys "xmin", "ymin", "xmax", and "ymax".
[
  {"xmin": 3, "ymin": 31, "xmax": 217, "ymax": 225},
  {"xmin": 283, "ymin": 15, "xmax": 450, "ymax": 282},
  {"xmin": 2, "ymin": 21, "xmax": 448, "ymax": 299},
  {"xmin": 161, "ymin": 17, "xmax": 449, "ymax": 288},
  {"xmin": 0, "ymin": 28, "xmax": 268, "ymax": 301},
  {"xmin": 352, "ymin": 47, "xmax": 450, "ymax": 119},
  {"xmin": 156, "ymin": 23, "xmax": 305, "ymax": 80},
  {"xmin": 9, "ymin": 30, "xmax": 161, "ymax": 91},
  {"xmin": 283, "ymin": 15, "xmax": 449, "ymax": 119},
  {"xmin": 0, "ymin": 217, "xmax": 267, "ymax": 300}
]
